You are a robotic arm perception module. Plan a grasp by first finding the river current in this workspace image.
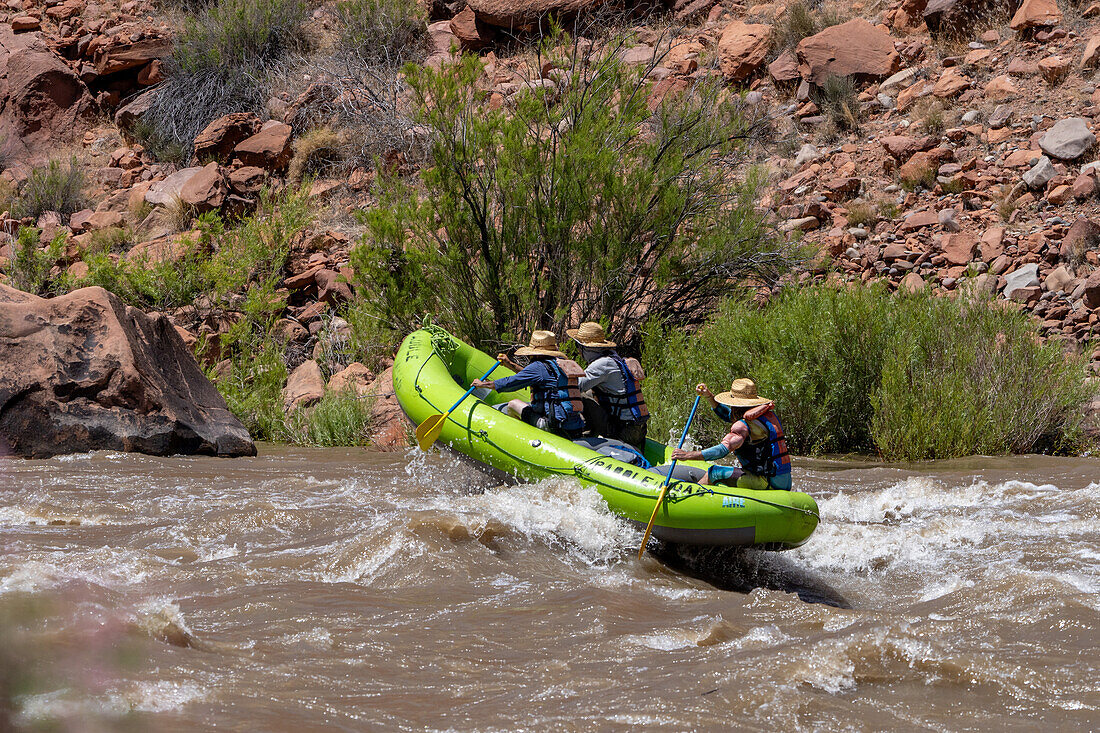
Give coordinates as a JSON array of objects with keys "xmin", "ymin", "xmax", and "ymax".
[{"xmin": 1, "ymin": 447, "xmax": 1097, "ymax": 731}]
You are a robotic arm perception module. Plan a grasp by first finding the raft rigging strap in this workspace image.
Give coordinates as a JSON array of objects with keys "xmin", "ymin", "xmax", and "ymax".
[{"xmin": 415, "ymin": 339, "xmax": 820, "ymax": 520}]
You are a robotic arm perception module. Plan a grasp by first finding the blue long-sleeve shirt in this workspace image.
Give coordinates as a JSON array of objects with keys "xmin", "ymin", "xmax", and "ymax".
[
  {"xmin": 491, "ymin": 360, "xmax": 583, "ymax": 430},
  {"xmin": 700, "ymin": 404, "xmax": 736, "ymax": 461},
  {"xmin": 490, "ymin": 361, "xmax": 558, "ymax": 393}
]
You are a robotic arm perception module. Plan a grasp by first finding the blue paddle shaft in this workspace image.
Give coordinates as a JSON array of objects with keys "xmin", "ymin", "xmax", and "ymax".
[
  {"xmin": 661, "ymin": 395, "xmax": 702, "ymax": 489},
  {"xmin": 446, "ymin": 362, "xmax": 501, "ymax": 414}
]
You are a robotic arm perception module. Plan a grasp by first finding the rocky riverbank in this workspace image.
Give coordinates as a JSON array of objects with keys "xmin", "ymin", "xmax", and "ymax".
[{"xmin": 0, "ymin": 0, "xmax": 1098, "ymax": 454}]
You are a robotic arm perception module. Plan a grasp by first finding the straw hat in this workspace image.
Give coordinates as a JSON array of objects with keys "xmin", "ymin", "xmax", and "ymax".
[
  {"xmin": 565, "ymin": 321, "xmax": 617, "ymax": 349},
  {"xmin": 714, "ymin": 378, "xmax": 771, "ymax": 408},
  {"xmin": 514, "ymin": 330, "xmax": 567, "ymax": 358}
]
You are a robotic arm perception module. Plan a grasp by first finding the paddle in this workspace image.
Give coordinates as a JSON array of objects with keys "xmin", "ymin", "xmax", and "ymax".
[
  {"xmin": 416, "ymin": 361, "xmax": 501, "ymax": 451},
  {"xmin": 638, "ymin": 395, "xmax": 702, "ymax": 559}
]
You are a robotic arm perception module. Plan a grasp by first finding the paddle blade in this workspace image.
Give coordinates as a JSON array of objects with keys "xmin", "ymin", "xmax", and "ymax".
[
  {"xmin": 638, "ymin": 485, "xmax": 670, "ymax": 559},
  {"xmin": 415, "ymin": 412, "xmax": 447, "ymax": 451}
]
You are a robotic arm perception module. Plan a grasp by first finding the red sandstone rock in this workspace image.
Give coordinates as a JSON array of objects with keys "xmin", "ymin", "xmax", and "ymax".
[
  {"xmin": 0, "ymin": 26, "xmax": 94, "ymax": 163},
  {"xmin": 933, "ymin": 67, "xmax": 971, "ymax": 97},
  {"xmin": 0, "ymin": 284, "xmax": 254, "ymax": 458},
  {"xmin": 93, "ymin": 37, "xmax": 171, "ymax": 76},
  {"xmin": 233, "ymin": 122, "xmax": 293, "ymax": 170},
  {"xmin": 1010, "ymin": 0, "xmax": 1062, "ymax": 32},
  {"xmin": 465, "ymin": 0, "xmax": 595, "ymax": 28},
  {"xmin": 328, "ymin": 362, "xmax": 374, "ymax": 396},
  {"xmin": 768, "ymin": 49, "xmax": 800, "ymax": 84},
  {"xmin": 718, "ymin": 21, "xmax": 771, "ymax": 82},
  {"xmin": 365, "ymin": 367, "xmax": 410, "ymax": 449},
  {"xmin": 941, "ymin": 232, "xmax": 978, "ymax": 265},
  {"xmin": 179, "ymin": 162, "xmax": 228, "ymax": 212},
  {"xmin": 796, "ymin": 19, "xmax": 900, "ymax": 85},
  {"xmin": 194, "ymin": 113, "xmax": 263, "ymax": 161},
  {"xmin": 228, "ymin": 166, "xmax": 267, "ymax": 196},
  {"xmin": 1038, "ymin": 55, "xmax": 1071, "ymax": 84},
  {"xmin": 10, "ymin": 15, "xmax": 41, "ymax": 32},
  {"xmin": 450, "ymin": 7, "xmax": 496, "ymax": 50},
  {"xmin": 283, "ymin": 359, "xmax": 325, "ymax": 411}
]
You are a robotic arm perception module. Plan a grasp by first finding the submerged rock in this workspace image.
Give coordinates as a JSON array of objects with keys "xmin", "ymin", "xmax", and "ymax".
[{"xmin": 0, "ymin": 285, "xmax": 255, "ymax": 459}]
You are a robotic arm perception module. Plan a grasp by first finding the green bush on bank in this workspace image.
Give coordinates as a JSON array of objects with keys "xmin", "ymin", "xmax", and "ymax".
[
  {"xmin": 138, "ymin": 0, "xmax": 309, "ymax": 159},
  {"xmin": 335, "ymin": 0, "xmax": 427, "ymax": 66},
  {"xmin": 9, "ymin": 227, "xmax": 66, "ymax": 296},
  {"xmin": 351, "ymin": 32, "xmax": 799, "ymax": 349},
  {"xmin": 13, "ymin": 158, "xmax": 86, "ymax": 219},
  {"xmin": 641, "ymin": 285, "xmax": 1093, "ymax": 461}
]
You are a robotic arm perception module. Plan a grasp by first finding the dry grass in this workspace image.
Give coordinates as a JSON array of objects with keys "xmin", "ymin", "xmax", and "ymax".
[
  {"xmin": 845, "ymin": 199, "xmax": 877, "ymax": 228},
  {"xmin": 288, "ymin": 126, "xmax": 345, "ymax": 181},
  {"xmin": 165, "ymin": 195, "xmax": 196, "ymax": 233}
]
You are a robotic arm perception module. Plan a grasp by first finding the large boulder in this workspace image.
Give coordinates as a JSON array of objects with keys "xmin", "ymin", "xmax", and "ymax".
[
  {"xmin": 1039, "ymin": 118, "xmax": 1096, "ymax": 161},
  {"xmin": 796, "ymin": 19, "xmax": 900, "ymax": 84},
  {"xmin": 1009, "ymin": 0, "xmax": 1062, "ymax": 32},
  {"xmin": 449, "ymin": 7, "xmax": 497, "ymax": 50},
  {"xmin": 92, "ymin": 37, "xmax": 172, "ymax": 76},
  {"xmin": 464, "ymin": 0, "xmax": 596, "ymax": 29},
  {"xmin": 0, "ymin": 25, "xmax": 94, "ymax": 163},
  {"xmin": 717, "ymin": 21, "xmax": 771, "ymax": 82},
  {"xmin": 0, "ymin": 284, "xmax": 255, "ymax": 458}
]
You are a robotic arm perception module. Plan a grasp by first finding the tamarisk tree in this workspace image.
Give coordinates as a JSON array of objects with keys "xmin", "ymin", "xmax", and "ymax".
[{"xmin": 352, "ymin": 30, "xmax": 800, "ymax": 347}]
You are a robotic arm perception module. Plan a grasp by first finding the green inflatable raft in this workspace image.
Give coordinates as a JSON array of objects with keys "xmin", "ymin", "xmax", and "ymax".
[{"xmin": 394, "ymin": 327, "xmax": 819, "ymax": 549}]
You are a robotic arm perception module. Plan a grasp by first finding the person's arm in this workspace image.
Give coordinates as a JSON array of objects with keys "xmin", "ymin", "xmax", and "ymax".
[
  {"xmin": 743, "ymin": 401, "xmax": 775, "ymax": 422},
  {"xmin": 673, "ymin": 422, "xmax": 748, "ymax": 461},
  {"xmin": 495, "ymin": 352, "xmax": 523, "ymax": 372},
  {"xmin": 577, "ymin": 357, "xmax": 615, "ymax": 392},
  {"xmin": 473, "ymin": 362, "xmax": 544, "ymax": 392},
  {"xmin": 695, "ymin": 383, "xmax": 719, "ymax": 410}
]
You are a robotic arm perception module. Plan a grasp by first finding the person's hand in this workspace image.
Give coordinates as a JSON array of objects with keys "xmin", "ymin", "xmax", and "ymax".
[
  {"xmin": 472, "ymin": 379, "xmax": 494, "ymax": 390},
  {"xmin": 670, "ymin": 448, "xmax": 693, "ymax": 461},
  {"xmin": 695, "ymin": 383, "xmax": 712, "ymax": 397}
]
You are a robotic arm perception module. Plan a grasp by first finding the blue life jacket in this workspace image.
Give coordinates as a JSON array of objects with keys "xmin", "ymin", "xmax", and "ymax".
[
  {"xmin": 733, "ymin": 413, "xmax": 791, "ymax": 481},
  {"xmin": 530, "ymin": 359, "xmax": 584, "ymax": 432},
  {"xmin": 595, "ymin": 354, "xmax": 649, "ymax": 424}
]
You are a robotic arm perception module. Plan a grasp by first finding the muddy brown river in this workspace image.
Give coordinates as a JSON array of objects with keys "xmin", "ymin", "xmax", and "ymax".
[{"xmin": 1, "ymin": 446, "xmax": 1097, "ymax": 731}]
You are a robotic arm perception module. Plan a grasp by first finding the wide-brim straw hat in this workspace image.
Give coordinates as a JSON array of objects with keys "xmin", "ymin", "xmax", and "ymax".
[
  {"xmin": 566, "ymin": 321, "xmax": 617, "ymax": 349},
  {"xmin": 714, "ymin": 378, "xmax": 771, "ymax": 408},
  {"xmin": 514, "ymin": 330, "xmax": 567, "ymax": 358}
]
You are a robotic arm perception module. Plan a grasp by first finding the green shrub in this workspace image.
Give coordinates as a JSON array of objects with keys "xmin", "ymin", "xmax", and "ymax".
[
  {"xmin": 335, "ymin": 0, "xmax": 428, "ymax": 66},
  {"xmin": 293, "ymin": 389, "xmax": 374, "ymax": 446},
  {"xmin": 138, "ymin": 0, "xmax": 308, "ymax": 159},
  {"xmin": 213, "ymin": 337, "xmax": 291, "ymax": 441},
  {"xmin": 774, "ymin": 0, "xmax": 846, "ymax": 51},
  {"xmin": 641, "ymin": 285, "xmax": 1093, "ymax": 460},
  {"xmin": 351, "ymin": 37, "xmax": 797, "ymax": 347},
  {"xmin": 14, "ymin": 158, "xmax": 86, "ymax": 218},
  {"xmin": 129, "ymin": 119, "xmax": 188, "ymax": 164},
  {"xmin": 174, "ymin": 0, "xmax": 309, "ymax": 73},
  {"xmin": 9, "ymin": 226, "xmax": 66, "ymax": 295},
  {"xmin": 343, "ymin": 298, "xmax": 401, "ymax": 372},
  {"xmin": 813, "ymin": 75, "xmax": 860, "ymax": 132},
  {"xmin": 845, "ymin": 200, "xmax": 876, "ymax": 228}
]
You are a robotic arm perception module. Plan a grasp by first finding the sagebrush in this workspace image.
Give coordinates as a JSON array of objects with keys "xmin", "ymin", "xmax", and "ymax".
[{"xmin": 641, "ymin": 285, "xmax": 1093, "ymax": 460}]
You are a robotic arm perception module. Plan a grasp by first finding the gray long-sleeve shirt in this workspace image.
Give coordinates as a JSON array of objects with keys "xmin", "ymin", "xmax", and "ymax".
[{"xmin": 578, "ymin": 355, "xmax": 627, "ymax": 395}]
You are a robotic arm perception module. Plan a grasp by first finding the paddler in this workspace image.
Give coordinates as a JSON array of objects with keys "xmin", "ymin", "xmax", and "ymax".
[
  {"xmin": 565, "ymin": 321, "xmax": 649, "ymax": 451},
  {"xmin": 670, "ymin": 379, "xmax": 792, "ymax": 490},
  {"xmin": 472, "ymin": 330, "xmax": 586, "ymax": 439}
]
